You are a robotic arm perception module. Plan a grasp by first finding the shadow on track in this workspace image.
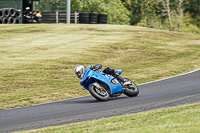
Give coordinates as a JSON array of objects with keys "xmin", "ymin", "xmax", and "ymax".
[{"xmin": 61, "ymin": 94, "xmax": 133, "ymax": 104}]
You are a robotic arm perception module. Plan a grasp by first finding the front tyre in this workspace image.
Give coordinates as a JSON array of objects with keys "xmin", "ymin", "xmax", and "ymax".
[
  {"xmin": 35, "ymin": 17, "xmax": 41, "ymax": 24},
  {"xmin": 123, "ymin": 79, "xmax": 139, "ymax": 97},
  {"xmin": 88, "ymin": 85, "xmax": 110, "ymax": 101}
]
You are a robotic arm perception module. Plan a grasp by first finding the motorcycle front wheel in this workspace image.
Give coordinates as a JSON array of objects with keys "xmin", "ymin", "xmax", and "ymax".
[
  {"xmin": 37, "ymin": 18, "xmax": 41, "ymax": 24},
  {"xmin": 123, "ymin": 78, "xmax": 139, "ymax": 97},
  {"xmin": 88, "ymin": 85, "xmax": 110, "ymax": 101}
]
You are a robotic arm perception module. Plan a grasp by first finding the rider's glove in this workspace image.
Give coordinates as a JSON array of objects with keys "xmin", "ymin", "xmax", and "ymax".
[
  {"xmin": 91, "ymin": 64, "xmax": 102, "ymax": 71},
  {"xmin": 91, "ymin": 65, "xmax": 96, "ymax": 71}
]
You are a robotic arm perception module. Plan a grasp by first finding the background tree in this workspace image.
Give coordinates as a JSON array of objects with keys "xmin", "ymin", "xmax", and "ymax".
[
  {"xmin": 178, "ymin": 0, "xmax": 184, "ymax": 31},
  {"xmin": 161, "ymin": 0, "xmax": 173, "ymax": 31}
]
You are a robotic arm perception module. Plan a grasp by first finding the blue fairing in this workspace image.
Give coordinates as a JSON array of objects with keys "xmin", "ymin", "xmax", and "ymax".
[{"xmin": 80, "ymin": 66, "xmax": 125, "ymax": 95}]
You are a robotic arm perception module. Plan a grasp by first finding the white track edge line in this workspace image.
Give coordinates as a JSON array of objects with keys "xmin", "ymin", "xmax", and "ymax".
[{"xmin": 138, "ymin": 68, "xmax": 200, "ymax": 86}]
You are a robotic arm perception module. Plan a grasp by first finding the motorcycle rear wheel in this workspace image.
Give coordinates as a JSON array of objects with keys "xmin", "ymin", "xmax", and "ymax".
[
  {"xmin": 123, "ymin": 78, "xmax": 139, "ymax": 97},
  {"xmin": 88, "ymin": 85, "xmax": 110, "ymax": 101}
]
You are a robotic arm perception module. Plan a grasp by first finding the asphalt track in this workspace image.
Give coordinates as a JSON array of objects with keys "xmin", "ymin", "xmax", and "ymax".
[{"xmin": 0, "ymin": 69, "xmax": 200, "ymax": 133}]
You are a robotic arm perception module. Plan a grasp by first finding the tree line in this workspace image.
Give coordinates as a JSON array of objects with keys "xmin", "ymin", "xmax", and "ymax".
[
  {"xmin": 122, "ymin": 0, "xmax": 200, "ymax": 32},
  {"xmin": 40, "ymin": 0, "xmax": 200, "ymax": 32}
]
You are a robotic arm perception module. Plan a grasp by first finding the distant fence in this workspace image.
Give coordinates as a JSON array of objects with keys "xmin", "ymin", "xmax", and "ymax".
[
  {"xmin": 41, "ymin": 12, "xmax": 78, "ymax": 23},
  {"xmin": 41, "ymin": 12, "xmax": 107, "ymax": 24},
  {"xmin": 0, "ymin": 9, "xmax": 108, "ymax": 24}
]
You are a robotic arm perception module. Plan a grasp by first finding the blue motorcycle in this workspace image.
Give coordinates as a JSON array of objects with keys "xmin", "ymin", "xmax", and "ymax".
[{"xmin": 80, "ymin": 66, "xmax": 139, "ymax": 101}]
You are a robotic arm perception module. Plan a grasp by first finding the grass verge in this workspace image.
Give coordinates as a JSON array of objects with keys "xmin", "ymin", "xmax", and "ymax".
[
  {"xmin": 16, "ymin": 102, "xmax": 200, "ymax": 133},
  {"xmin": 0, "ymin": 24, "xmax": 200, "ymax": 110}
]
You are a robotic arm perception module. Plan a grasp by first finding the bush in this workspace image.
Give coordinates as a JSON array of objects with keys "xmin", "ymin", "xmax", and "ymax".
[{"xmin": 182, "ymin": 13, "xmax": 200, "ymax": 33}]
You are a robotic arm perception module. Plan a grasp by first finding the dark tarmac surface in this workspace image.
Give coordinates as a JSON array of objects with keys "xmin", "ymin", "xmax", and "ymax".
[{"xmin": 0, "ymin": 69, "xmax": 200, "ymax": 133}]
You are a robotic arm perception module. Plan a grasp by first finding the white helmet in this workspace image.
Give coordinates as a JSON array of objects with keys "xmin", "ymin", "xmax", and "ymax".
[{"xmin": 74, "ymin": 65, "xmax": 85, "ymax": 79}]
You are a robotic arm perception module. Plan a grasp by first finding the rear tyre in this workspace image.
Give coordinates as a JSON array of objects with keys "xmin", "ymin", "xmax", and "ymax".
[
  {"xmin": 88, "ymin": 85, "xmax": 110, "ymax": 101},
  {"xmin": 123, "ymin": 78, "xmax": 139, "ymax": 97}
]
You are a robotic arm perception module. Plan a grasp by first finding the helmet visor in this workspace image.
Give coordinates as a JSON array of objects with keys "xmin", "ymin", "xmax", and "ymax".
[{"xmin": 76, "ymin": 72, "xmax": 82, "ymax": 78}]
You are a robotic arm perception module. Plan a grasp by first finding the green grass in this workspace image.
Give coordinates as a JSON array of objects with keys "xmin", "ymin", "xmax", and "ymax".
[
  {"xmin": 16, "ymin": 102, "xmax": 200, "ymax": 133},
  {"xmin": 0, "ymin": 24, "xmax": 200, "ymax": 110}
]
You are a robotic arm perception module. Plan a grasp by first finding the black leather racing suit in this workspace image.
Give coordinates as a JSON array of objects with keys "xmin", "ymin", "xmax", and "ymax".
[{"xmin": 91, "ymin": 64, "xmax": 125, "ymax": 83}]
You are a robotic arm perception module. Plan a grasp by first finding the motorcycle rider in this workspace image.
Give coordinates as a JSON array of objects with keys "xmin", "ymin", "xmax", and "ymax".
[
  {"xmin": 23, "ymin": 7, "xmax": 31, "ymax": 23},
  {"xmin": 33, "ymin": 11, "xmax": 42, "ymax": 23},
  {"xmin": 24, "ymin": 7, "xmax": 30, "ymax": 15},
  {"xmin": 74, "ymin": 64, "xmax": 126, "ymax": 84},
  {"xmin": 23, "ymin": 7, "xmax": 41, "ymax": 23}
]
